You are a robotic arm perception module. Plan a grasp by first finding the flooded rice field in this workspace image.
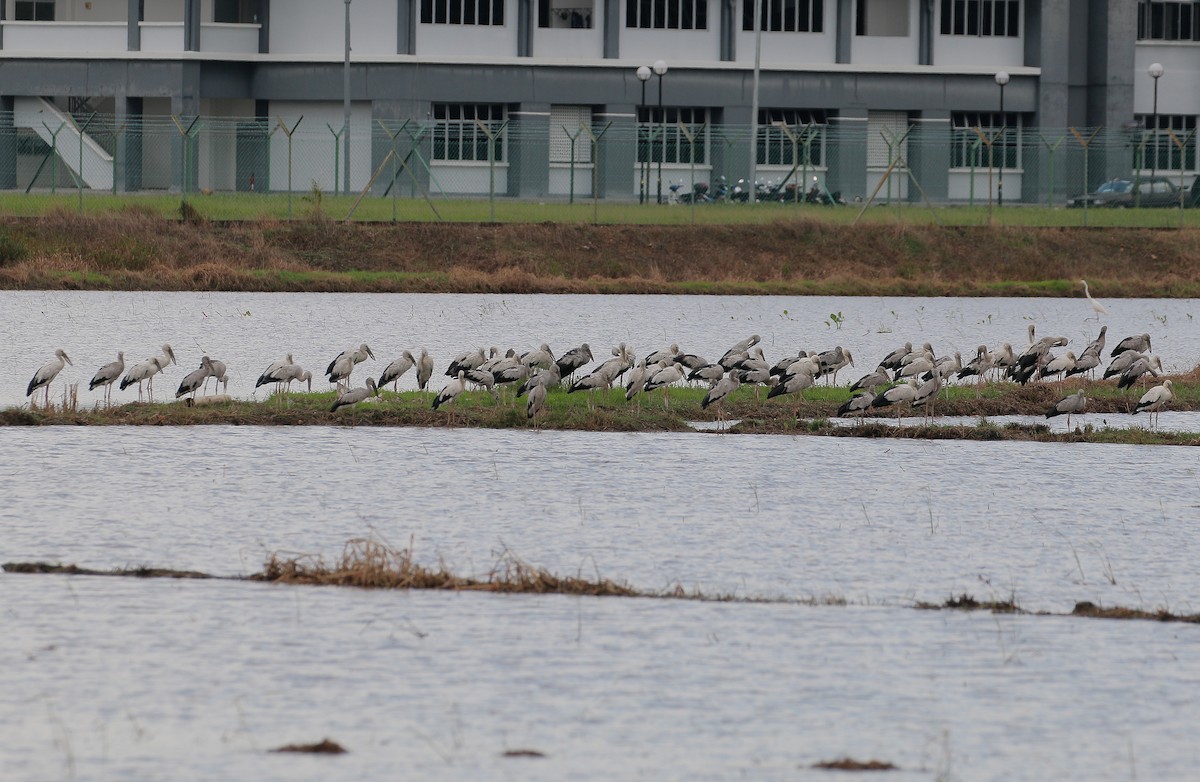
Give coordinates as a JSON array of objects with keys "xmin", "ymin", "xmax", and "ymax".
[
  {"xmin": 4, "ymin": 424, "xmax": 1200, "ymax": 780},
  {"xmin": 3, "ymin": 290, "xmax": 1200, "ymax": 409},
  {"xmin": 3, "ymin": 292, "xmax": 1199, "ymax": 779}
]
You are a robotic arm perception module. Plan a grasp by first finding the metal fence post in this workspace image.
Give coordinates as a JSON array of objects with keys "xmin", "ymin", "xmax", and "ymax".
[
  {"xmin": 562, "ymin": 124, "xmax": 583, "ymax": 205},
  {"xmin": 580, "ymin": 120, "xmax": 612, "ymax": 225},
  {"xmin": 75, "ymin": 112, "xmax": 96, "ymax": 213},
  {"xmin": 276, "ymin": 115, "xmax": 303, "ymax": 218},
  {"xmin": 327, "ymin": 123, "xmax": 344, "ymax": 196}
]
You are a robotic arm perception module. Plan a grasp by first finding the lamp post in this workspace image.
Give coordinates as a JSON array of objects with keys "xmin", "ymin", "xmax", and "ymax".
[
  {"xmin": 653, "ymin": 59, "xmax": 668, "ymax": 204},
  {"xmin": 637, "ymin": 65, "xmax": 651, "ymax": 204},
  {"xmin": 1149, "ymin": 62, "xmax": 1164, "ymax": 182},
  {"xmin": 994, "ymin": 71, "xmax": 1009, "ymax": 207},
  {"xmin": 343, "ymin": 0, "xmax": 352, "ymax": 196}
]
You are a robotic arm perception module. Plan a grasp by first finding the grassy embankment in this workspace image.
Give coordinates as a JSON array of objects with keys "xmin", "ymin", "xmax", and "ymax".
[
  {"xmin": 5, "ymin": 537, "xmax": 1198, "ymax": 623},
  {"xmin": 3, "ymin": 207, "xmax": 1200, "ymax": 296},
  {"xmin": 4, "ymin": 377, "xmax": 1199, "ymax": 444}
]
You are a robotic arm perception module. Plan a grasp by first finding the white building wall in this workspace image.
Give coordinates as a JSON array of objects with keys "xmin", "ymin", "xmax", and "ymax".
[
  {"xmin": 734, "ymin": 30, "xmax": 837, "ymax": 65},
  {"xmin": 851, "ymin": 0, "xmax": 919, "ymax": 66},
  {"xmin": 416, "ymin": 1, "xmax": 520, "ymax": 57},
  {"xmin": 198, "ymin": 98, "xmax": 256, "ymax": 192},
  {"xmin": 57, "ymin": 0, "xmax": 128, "ymax": 22},
  {"xmin": 934, "ymin": 32, "xmax": 1024, "ymax": 68},
  {"xmin": 532, "ymin": 27, "xmax": 604, "ymax": 59},
  {"xmin": 270, "ymin": 0, "xmax": 397, "ymax": 55},
  {"xmin": 1134, "ymin": 44, "xmax": 1200, "ymax": 117},
  {"xmin": 267, "ymin": 101, "xmax": 373, "ymax": 193},
  {"xmin": 621, "ymin": 28, "xmax": 721, "ymax": 64}
]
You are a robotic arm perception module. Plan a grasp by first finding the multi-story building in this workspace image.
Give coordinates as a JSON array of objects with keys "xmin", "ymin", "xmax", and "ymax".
[{"xmin": 0, "ymin": 1, "xmax": 1195, "ymax": 202}]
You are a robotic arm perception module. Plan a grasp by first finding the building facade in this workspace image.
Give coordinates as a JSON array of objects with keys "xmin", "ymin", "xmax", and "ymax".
[{"xmin": 0, "ymin": 0, "xmax": 1195, "ymax": 202}]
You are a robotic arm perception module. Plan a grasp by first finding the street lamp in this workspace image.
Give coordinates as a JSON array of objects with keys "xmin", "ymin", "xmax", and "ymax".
[
  {"xmin": 994, "ymin": 71, "xmax": 1009, "ymax": 207},
  {"xmin": 653, "ymin": 59, "xmax": 668, "ymax": 204},
  {"xmin": 636, "ymin": 65, "xmax": 651, "ymax": 204},
  {"xmin": 1149, "ymin": 62, "xmax": 1164, "ymax": 182},
  {"xmin": 343, "ymin": 0, "xmax": 352, "ymax": 196}
]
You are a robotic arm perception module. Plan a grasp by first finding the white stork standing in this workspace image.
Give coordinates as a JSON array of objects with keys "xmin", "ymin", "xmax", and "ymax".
[
  {"xmin": 1133, "ymin": 379, "xmax": 1173, "ymax": 429},
  {"xmin": 89, "ymin": 351, "xmax": 124, "ymax": 406},
  {"xmin": 176, "ymin": 356, "xmax": 215, "ymax": 400},
  {"xmin": 700, "ymin": 371, "xmax": 740, "ymax": 430},
  {"xmin": 27, "ymin": 348, "xmax": 73, "ymax": 409},
  {"xmin": 1047, "ymin": 389, "xmax": 1087, "ymax": 428},
  {"xmin": 433, "ymin": 370, "xmax": 467, "ymax": 423},
  {"xmin": 526, "ymin": 381, "xmax": 548, "ymax": 427},
  {"xmin": 379, "ymin": 350, "xmax": 417, "ymax": 392},
  {"xmin": 416, "ymin": 348, "xmax": 434, "ymax": 392},
  {"xmin": 870, "ymin": 379, "xmax": 920, "ymax": 424},
  {"xmin": 330, "ymin": 377, "xmax": 379, "ymax": 421},
  {"xmin": 1081, "ymin": 279, "xmax": 1107, "ymax": 319},
  {"xmin": 119, "ymin": 355, "xmax": 167, "ymax": 403}
]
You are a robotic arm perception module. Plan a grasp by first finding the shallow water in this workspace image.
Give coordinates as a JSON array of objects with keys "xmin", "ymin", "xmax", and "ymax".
[
  {"xmin": 5, "ymin": 426, "xmax": 1197, "ymax": 611},
  {"xmin": 5, "ymin": 290, "xmax": 1200, "ymax": 779},
  {"xmin": 4, "ymin": 576, "xmax": 1199, "ymax": 782},
  {"xmin": 3, "ymin": 291, "xmax": 1197, "ymax": 408}
]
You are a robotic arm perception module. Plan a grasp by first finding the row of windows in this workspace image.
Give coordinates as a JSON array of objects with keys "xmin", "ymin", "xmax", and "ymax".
[
  {"xmin": 625, "ymin": 0, "xmax": 708, "ymax": 30},
  {"xmin": 1137, "ymin": 1, "xmax": 1200, "ymax": 41},
  {"xmin": 418, "ymin": 0, "xmax": 1020, "ymax": 35},
  {"xmin": 1136, "ymin": 114, "xmax": 1199, "ymax": 171},
  {"xmin": 432, "ymin": 106, "xmax": 1200, "ymax": 175},
  {"xmin": 940, "ymin": 0, "xmax": 1020, "ymax": 37},
  {"xmin": 742, "ymin": 0, "xmax": 824, "ymax": 33},
  {"xmin": 420, "ymin": 0, "xmax": 505, "ymax": 26},
  {"xmin": 951, "ymin": 111, "xmax": 1021, "ymax": 168}
]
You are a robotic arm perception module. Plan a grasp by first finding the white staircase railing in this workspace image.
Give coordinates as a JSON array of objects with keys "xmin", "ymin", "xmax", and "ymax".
[{"xmin": 13, "ymin": 97, "xmax": 114, "ymax": 190}]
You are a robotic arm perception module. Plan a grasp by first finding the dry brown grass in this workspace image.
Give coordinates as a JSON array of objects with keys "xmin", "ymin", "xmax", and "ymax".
[
  {"xmin": 7, "ymin": 213, "xmax": 1200, "ymax": 294},
  {"xmin": 813, "ymin": 757, "xmax": 899, "ymax": 771},
  {"xmin": 256, "ymin": 537, "xmax": 640, "ymax": 597},
  {"xmin": 270, "ymin": 739, "xmax": 347, "ymax": 754},
  {"xmin": 915, "ymin": 593, "xmax": 1022, "ymax": 613},
  {"xmin": 1071, "ymin": 601, "xmax": 1200, "ymax": 623}
]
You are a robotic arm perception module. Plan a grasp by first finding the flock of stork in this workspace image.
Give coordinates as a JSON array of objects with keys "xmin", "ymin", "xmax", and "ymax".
[{"xmin": 22, "ymin": 316, "xmax": 1179, "ymax": 427}]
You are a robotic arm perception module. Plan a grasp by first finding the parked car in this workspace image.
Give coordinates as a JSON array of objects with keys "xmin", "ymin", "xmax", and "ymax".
[{"xmin": 1067, "ymin": 175, "xmax": 1200, "ymax": 208}]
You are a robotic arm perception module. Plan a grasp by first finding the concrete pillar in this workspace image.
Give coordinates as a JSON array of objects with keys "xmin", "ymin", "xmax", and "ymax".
[
  {"xmin": 397, "ymin": 0, "xmax": 415, "ymax": 54},
  {"xmin": 0, "ymin": 0, "xmax": 6, "ymax": 49},
  {"xmin": 720, "ymin": 0, "xmax": 736, "ymax": 61},
  {"xmin": 128, "ymin": 0, "xmax": 142, "ymax": 51},
  {"xmin": 835, "ymin": 0, "xmax": 852, "ymax": 63},
  {"xmin": 1088, "ymin": 0, "xmax": 1137, "ymax": 185},
  {"xmin": 918, "ymin": 0, "xmax": 933, "ymax": 65},
  {"xmin": 907, "ymin": 113, "xmax": 950, "ymax": 202},
  {"xmin": 827, "ymin": 110, "xmax": 867, "ymax": 201},
  {"xmin": 170, "ymin": 72, "xmax": 201, "ymax": 193},
  {"xmin": 507, "ymin": 106, "xmax": 550, "ymax": 198},
  {"xmin": 717, "ymin": 105, "xmax": 753, "ymax": 195},
  {"xmin": 184, "ymin": 0, "xmax": 201, "ymax": 51},
  {"xmin": 0, "ymin": 96, "xmax": 16, "ymax": 189},
  {"xmin": 115, "ymin": 96, "xmax": 144, "ymax": 192},
  {"xmin": 603, "ymin": 0, "xmax": 619, "ymax": 58},
  {"xmin": 257, "ymin": 0, "xmax": 270, "ymax": 53},
  {"xmin": 596, "ymin": 106, "xmax": 637, "ymax": 198},
  {"xmin": 517, "ymin": 0, "xmax": 532, "ymax": 56}
]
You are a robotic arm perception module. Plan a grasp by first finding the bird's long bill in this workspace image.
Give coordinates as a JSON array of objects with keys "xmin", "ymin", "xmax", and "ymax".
[
  {"xmin": 63, "ymin": 352, "xmax": 73, "ymax": 366},
  {"xmin": 166, "ymin": 346, "xmax": 177, "ymax": 364},
  {"xmin": 367, "ymin": 346, "xmax": 376, "ymax": 360}
]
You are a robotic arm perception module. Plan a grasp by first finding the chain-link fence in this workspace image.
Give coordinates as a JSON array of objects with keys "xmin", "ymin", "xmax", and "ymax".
[{"xmin": 2, "ymin": 108, "xmax": 1198, "ymax": 224}]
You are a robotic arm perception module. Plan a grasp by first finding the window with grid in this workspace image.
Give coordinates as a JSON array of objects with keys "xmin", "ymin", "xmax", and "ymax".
[
  {"xmin": 432, "ymin": 104, "xmax": 506, "ymax": 162},
  {"xmin": 626, "ymin": 0, "xmax": 709, "ymax": 29},
  {"xmin": 420, "ymin": 0, "xmax": 506, "ymax": 25},
  {"xmin": 637, "ymin": 108, "xmax": 708, "ymax": 164},
  {"xmin": 951, "ymin": 112, "xmax": 1021, "ymax": 169},
  {"xmin": 539, "ymin": 0, "xmax": 594, "ymax": 27},
  {"xmin": 742, "ymin": 0, "xmax": 823, "ymax": 31},
  {"xmin": 1135, "ymin": 114, "xmax": 1198, "ymax": 171},
  {"xmin": 15, "ymin": 0, "xmax": 55, "ymax": 20},
  {"xmin": 1137, "ymin": 1, "xmax": 1200, "ymax": 40},
  {"xmin": 939, "ymin": 0, "xmax": 1019, "ymax": 36},
  {"xmin": 550, "ymin": 106, "xmax": 593, "ymax": 164},
  {"xmin": 756, "ymin": 109, "xmax": 827, "ymax": 166}
]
